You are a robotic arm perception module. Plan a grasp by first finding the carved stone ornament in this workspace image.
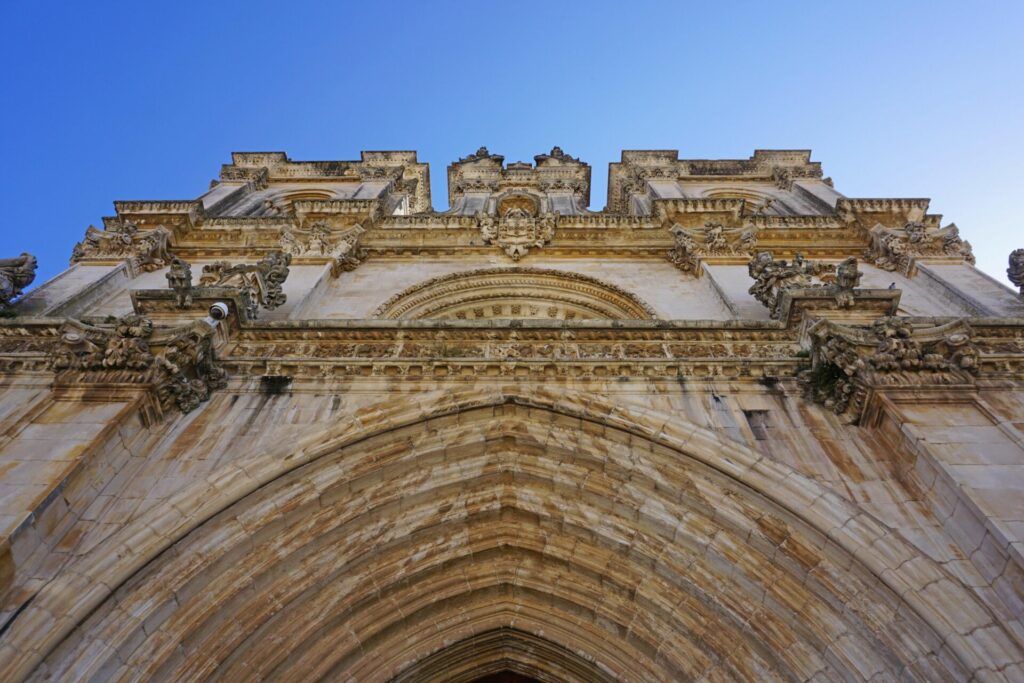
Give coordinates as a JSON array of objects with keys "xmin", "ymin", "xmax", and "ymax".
[
  {"xmin": 747, "ymin": 251, "xmax": 835, "ymax": 319},
  {"xmin": 166, "ymin": 257, "xmax": 194, "ymax": 308},
  {"xmin": 863, "ymin": 221, "xmax": 975, "ymax": 275},
  {"xmin": 772, "ymin": 167, "xmax": 793, "ymax": 190},
  {"xmin": 280, "ymin": 222, "xmax": 367, "ymax": 275},
  {"xmin": 49, "ymin": 314, "xmax": 227, "ymax": 414},
  {"xmin": 476, "ymin": 211, "xmax": 557, "ymax": 261},
  {"xmin": 0, "ymin": 252, "xmax": 38, "ymax": 311},
  {"xmin": 1008, "ymin": 248, "xmax": 1024, "ymax": 296},
  {"xmin": 199, "ymin": 251, "xmax": 291, "ymax": 319},
  {"xmin": 667, "ymin": 222, "xmax": 757, "ymax": 273},
  {"xmin": 802, "ymin": 317, "xmax": 980, "ymax": 422},
  {"xmin": 71, "ymin": 222, "xmax": 172, "ymax": 272}
]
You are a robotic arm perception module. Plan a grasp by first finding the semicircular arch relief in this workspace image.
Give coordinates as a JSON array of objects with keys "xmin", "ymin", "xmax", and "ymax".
[
  {"xmin": 4, "ymin": 390, "xmax": 1018, "ymax": 682},
  {"xmin": 371, "ymin": 267, "xmax": 659, "ymax": 321}
]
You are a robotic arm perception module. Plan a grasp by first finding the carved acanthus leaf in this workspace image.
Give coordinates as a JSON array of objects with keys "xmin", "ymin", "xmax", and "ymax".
[
  {"xmin": 49, "ymin": 315, "xmax": 226, "ymax": 415},
  {"xmin": 71, "ymin": 222, "xmax": 172, "ymax": 272},
  {"xmin": 476, "ymin": 212, "xmax": 557, "ymax": 261},
  {"xmin": 199, "ymin": 251, "xmax": 291, "ymax": 319},
  {"xmin": 0, "ymin": 253, "xmax": 37, "ymax": 311},
  {"xmin": 863, "ymin": 221, "xmax": 975, "ymax": 275},
  {"xmin": 667, "ymin": 222, "xmax": 757, "ymax": 273},
  {"xmin": 802, "ymin": 317, "xmax": 980, "ymax": 422}
]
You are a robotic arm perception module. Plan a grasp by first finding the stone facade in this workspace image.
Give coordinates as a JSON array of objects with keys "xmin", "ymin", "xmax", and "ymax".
[{"xmin": 0, "ymin": 148, "xmax": 1023, "ymax": 681}]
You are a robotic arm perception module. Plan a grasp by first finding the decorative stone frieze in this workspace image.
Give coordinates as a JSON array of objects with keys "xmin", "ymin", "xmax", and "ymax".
[
  {"xmin": 667, "ymin": 222, "xmax": 757, "ymax": 273},
  {"xmin": 803, "ymin": 317, "xmax": 980, "ymax": 421},
  {"xmin": 199, "ymin": 251, "xmax": 291, "ymax": 319},
  {"xmin": 863, "ymin": 221, "xmax": 975, "ymax": 275},
  {"xmin": 1008, "ymin": 248, "xmax": 1024, "ymax": 296},
  {"xmin": 49, "ymin": 314, "xmax": 226, "ymax": 414},
  {"xmin": 280, "ymin": 221, "xmax": 367, "ymax": 275},
  {"xmin": 0, "ymin": 253, "xmax": 37, "ymax": 312},
  {"xmin": 747, "ymin": 251, "xmax": 835, "ymax": 318},
  {"xmin": 477, "ymin": 211, "xmax": 557, "ymax": 260},
  {"xmin": 71, "ymin": 221, "xmax": 172, "ymax": 272}
]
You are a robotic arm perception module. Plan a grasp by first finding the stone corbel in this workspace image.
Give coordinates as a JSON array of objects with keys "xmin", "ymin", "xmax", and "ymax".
[
  {"xmin": 0, "ymin": 253, "xmax": 38, "ymax": 313},
  {"xmin": 1008, "ymin": 248, "xmax": 1024, "ymax": 296},
  {"xmin": 801, "ymin": 316, "xmax": 980, "ymax": 423},
  {"xmin": 199, "ymin": 251, "xmax": 291, "ymax": 319},
  {"xmin": 667, "ymin": 222, "xmax": 757, "ymax": 275},
  {"xmin": 863, "ymin": 221, "xmax": 975, "ymax": 276},
  {"xmin": 49, "ymin": 314, "xmax": 227, "ymax": 420},
  {"xmin": 70, "ymin": 221, "xmax": 173, "ymax": 274}
]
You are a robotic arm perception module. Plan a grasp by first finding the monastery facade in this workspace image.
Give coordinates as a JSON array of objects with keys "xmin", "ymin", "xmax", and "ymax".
[{"xmin": 0, "ymin": 147, "xmax": 1023, "ymax": 680}]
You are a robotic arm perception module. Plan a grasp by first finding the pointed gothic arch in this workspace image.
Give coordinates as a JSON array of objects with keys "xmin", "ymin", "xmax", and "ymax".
[{"xmin": 0, "ymin": 388, "xmax": 1019, "ymax": 681}]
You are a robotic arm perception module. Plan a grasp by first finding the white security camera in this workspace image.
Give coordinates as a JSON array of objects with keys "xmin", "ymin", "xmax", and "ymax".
[{"xmin": 209, "ymin": 302, "xmax": 230, "ymax": 320}]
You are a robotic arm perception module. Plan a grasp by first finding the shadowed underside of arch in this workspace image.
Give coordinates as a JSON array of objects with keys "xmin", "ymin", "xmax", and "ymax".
[
  {"xmin": 4, "ymin": 391, "xmax": 1021, "ymax": 682},
  {"xmin": 371, "ymin": 267, "xmax": 659, "ymax": 320}
]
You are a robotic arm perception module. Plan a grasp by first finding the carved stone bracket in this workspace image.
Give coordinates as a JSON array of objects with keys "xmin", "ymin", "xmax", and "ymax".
[
  {"xmin": 0, "ymin": 253, "xmax": 37, "ymax": 312},
  {"xmin": 71, "ymin": 222, "xmax": 172, "ymax": 273},
  {"xmin": 802, "ymin": 317, "xmax": 980, "ymax": 423},
  {"xmin": 1008, "ymin": 248, "xmax": 1024, "ymax": 296},
  {"xmin": 863, "ymin": 221, "xmax": 975, "ymax": 276},
  {"xmin": 49, "ymin": 314, "xmax": 226, "ymax": 416},
  {"xmin": 280, "ymin": 221, "xmax": 367, "ymax": 276},
  {"xmin": 477, "ymin": 212, "xmax": 557, "ymax": 261},
  {"xmin": 199, "ymin": 251, "xmax": 291, "ymax": 319},
  {"xmin": 748, "ymin": 251, "xmax": 836, "ymax": 319},
  {"xmin": 667, "ymin": 222, "xmax": 757, "ymax": 274}
]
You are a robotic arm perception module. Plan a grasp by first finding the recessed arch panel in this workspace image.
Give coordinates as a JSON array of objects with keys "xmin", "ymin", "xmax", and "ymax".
[{"xmin": 371, "ymin": 267, "xmax": 659, "ymax": 320}]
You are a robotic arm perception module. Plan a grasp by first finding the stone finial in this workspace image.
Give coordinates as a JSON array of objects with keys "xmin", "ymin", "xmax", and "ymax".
[
  {"xmin": 1008, "ymin": 248, "xmax": 1024, "ymax": 296},
  {"xmin": 200, "ymin": 251, "xmax": 291, "ymax": 319},
  {"xmin": 0, "ymin": 252, "xmax": 38, "ymax": 312},
  {"xmin": 166, "ymin": 258, "xmax": 194, "ymax": 309}
]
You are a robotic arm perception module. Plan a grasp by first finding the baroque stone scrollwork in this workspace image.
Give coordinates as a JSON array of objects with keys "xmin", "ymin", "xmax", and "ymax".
[
  {"xmin": 477, "ymin": 211, "xmax": 557, "ymax": 261},
  {"xmin": 667, "ymin": 222, "xmax": 757, "ymax": 273},
  {"xmin": 71, "ymin": 222, "xmax": 172, "ymax": 272},
  {"xmin": 49, "ymin": 314, "xmax": 226, "ymax": 414},
  {"xmin": 0, "ymin": 253, "xmax": 38, "ymax": 312},
  {"xmin": 802, "ymin": 317, "xmax": 980, "ymax": 422},
  {"xmin": 863, "ymin": 221, "xmax": 975, "ymax": 275},
  {"xmin": 200, "ymin": 251, "xmax": 291, "ymax": 319},
  {"xmin": 747, "ymin": 251, "xmax": 835, "ymax": 318},
  {"xmin": 166, "ymin": 257, "xmax": 194, "ymax": 308},
  {"xmin": 280, "ymin": 221, "xmax": 367, "ymax": 275},
  {"xmin": 1008, "ymin": 248, "xmax": 1024, "ymax": 296}
]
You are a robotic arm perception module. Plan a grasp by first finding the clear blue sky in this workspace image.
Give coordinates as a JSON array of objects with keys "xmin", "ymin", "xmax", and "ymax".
[{"xmin": 2, "ymin": 1, "xmax": 1022, "ymax": 287}]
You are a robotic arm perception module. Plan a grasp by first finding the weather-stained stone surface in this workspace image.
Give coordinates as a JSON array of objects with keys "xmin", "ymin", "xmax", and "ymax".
[{"xmin": 0, "ymin": 148, "xmax": 1023, "ymax": 681}]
